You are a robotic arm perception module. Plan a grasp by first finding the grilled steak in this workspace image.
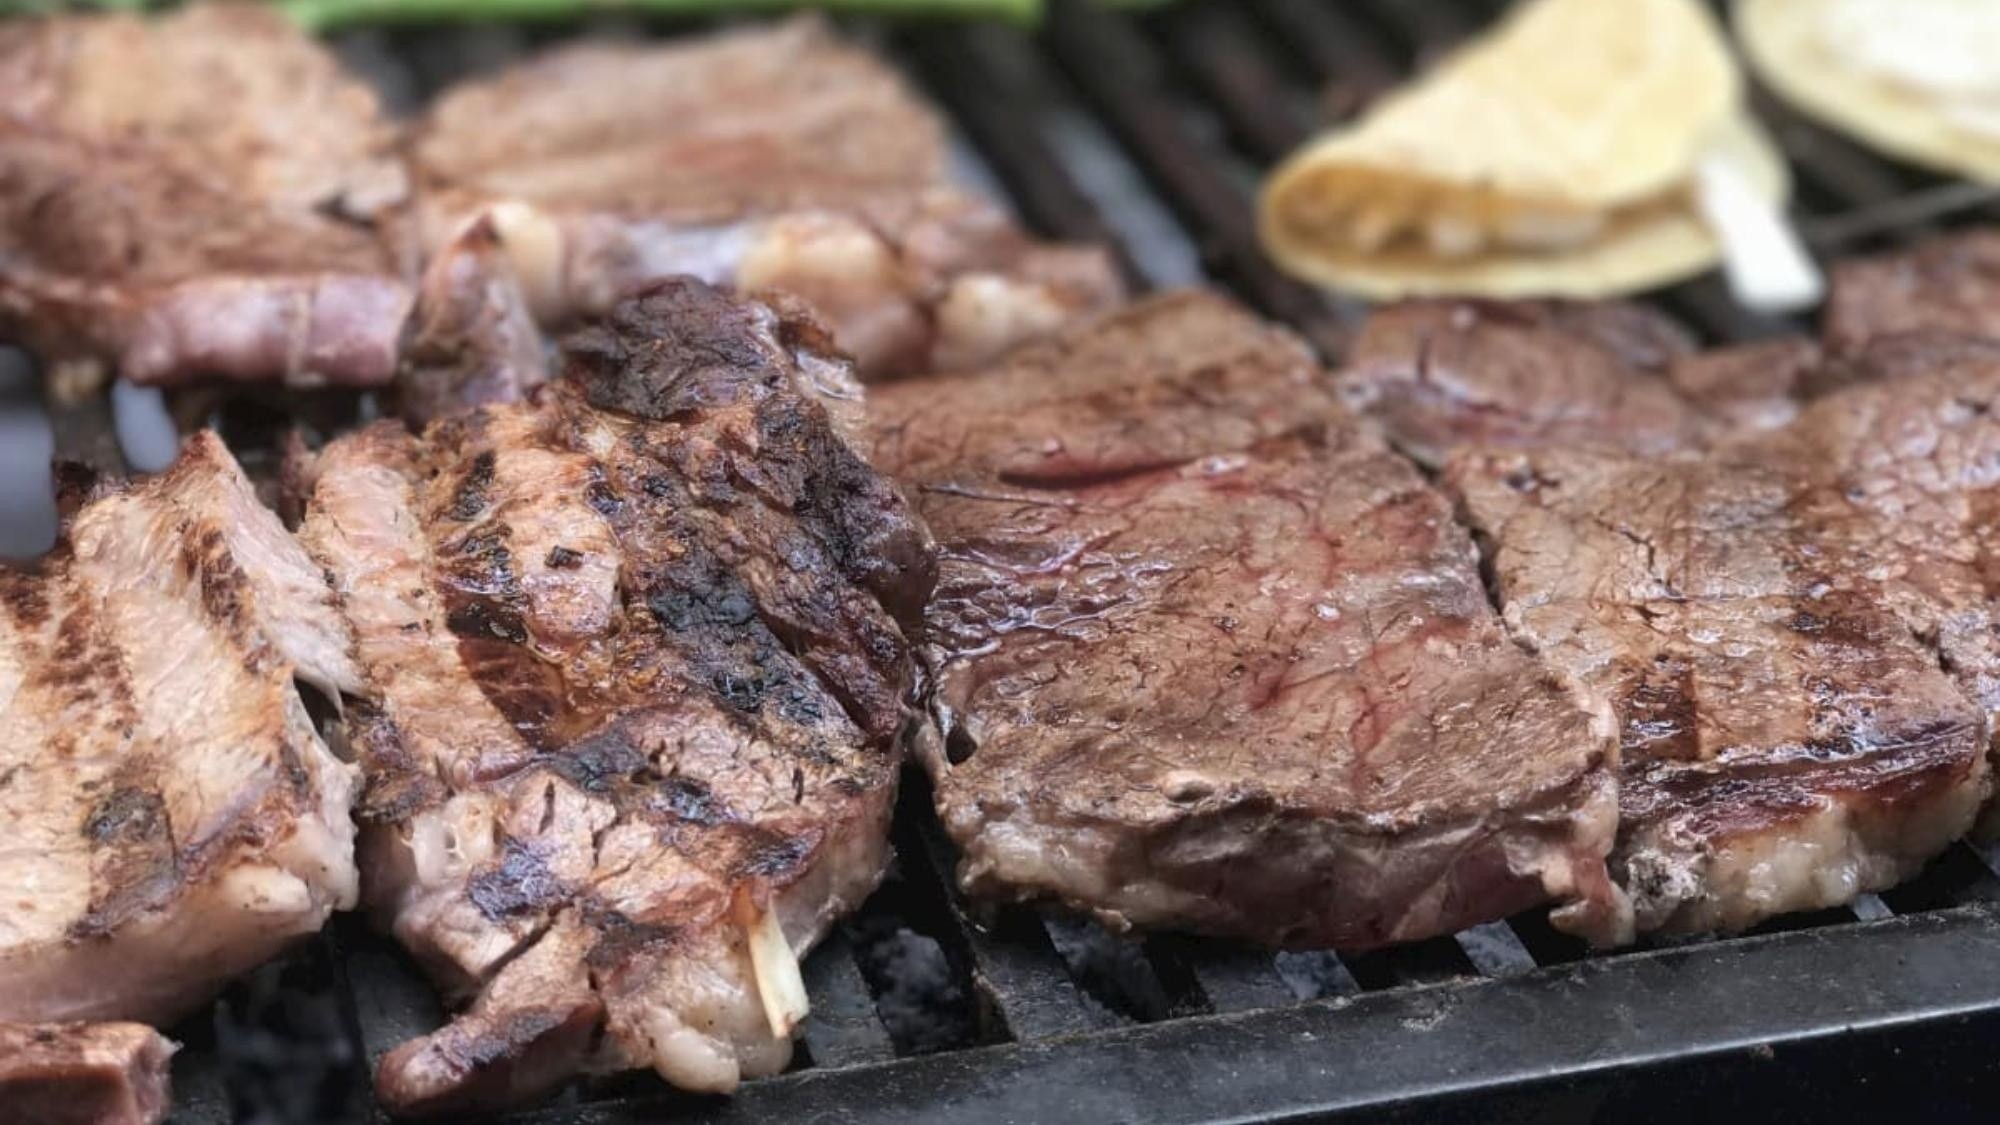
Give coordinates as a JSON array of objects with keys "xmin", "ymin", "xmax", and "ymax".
[
  {"xmin": 1825, "ymin": 229, "xmax": 2000, "ymax": 353},
  {"xmin": 0, "ymin": 434, "xmax": 362, "ymax": 1025},
  {"xmin": 1339, "ymin": 300, "xmax": 1813, "ymax": 464},
  {"xmin": 0, "ymin": 1022, "xmax": 175, "ymax": 1125},
  {"xmin": 411, "ymin": 18, "xmax": 1123, "ymax": 378},
  {"xmin": 0, "ymin": 4, "xmax": 411, "ymax": 389},
  {"xmin": 299, "ymin": 280, "xmax": 933, "ymax": 1113},
  {"xmin": 870, "ymin": 292, "xmax": 1628, "ymax": 949},
  {"xmin": 1446, "ymin": 336, "xmax": 2000, "ymax": 934}
]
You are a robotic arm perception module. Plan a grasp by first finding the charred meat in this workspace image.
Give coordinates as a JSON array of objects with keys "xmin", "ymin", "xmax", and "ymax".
[
  {"xmin": 870, "ymin": 292, "xmax": 1628, "ymax": 950},
  {"xmin": 0, "ymin": 4, "xmax": 411, "ymax": 390},
  {"xmin": 299, "ymin": 280, "xmax": 933, "ymax": 1113},
  {"xmin": 0, "ymin": 434, "xmax": 362, "ymax": 1025},
  {"xmin": 411, "ymin": 18, "xmax": 1123, "ymax": 378},
  {"xmin": 0, "ymin": 1022, "xmax": 176, "ymax": 1125}
]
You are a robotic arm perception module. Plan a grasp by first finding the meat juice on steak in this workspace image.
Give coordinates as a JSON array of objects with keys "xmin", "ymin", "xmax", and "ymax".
[
  {"xmin": 870, "ymin": 291, "xmax": 1630, "ymax": 950},
  {"xmin": 411, "ymin": 17, "xmax": 1124, "ymax": 379},
  {"xmin": 300, "ymin": 280, "xmax": 934, "ymax": 1113},
  {"xmin": 0, "ymin": 4, "xmax": 410, "ymax": 389}
]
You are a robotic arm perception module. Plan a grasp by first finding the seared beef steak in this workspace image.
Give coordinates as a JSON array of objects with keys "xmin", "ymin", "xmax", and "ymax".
[
  {"xmin": 300, "ymin": 280, "xmax": 933, "ymax": 1113},
  {"xmin": 871, "ymin": 292, "xmax": 1627, "ymax": 950},
  {"xmin": 0, "ymin": 4, "xmax": 411, "ymax": 389},
  {"xmin": 0, "ymin": 434, "xmax": 362, "ymax": 1025},
  {"xmin": 1340, "ymin": 300, "xmax": 1826, "ymax": 463},
  {"xmin": 411, "ymin": 18, "xmax": 1122, "ymax": 378},
  {"xmin": 1824, "ymin": 229, "xmax": 2000, "ymax": 353},
  {"xmin": 0, "ymin": 1022, "xmax": 175, "ymax": 1125},
  {"xmin": 1338, "ymin": 299, "xmax": 1707, "ymax": 465},
  {"xmin": 1447, "ymin": 339, "xmax": 2000, "ymax": 934}
]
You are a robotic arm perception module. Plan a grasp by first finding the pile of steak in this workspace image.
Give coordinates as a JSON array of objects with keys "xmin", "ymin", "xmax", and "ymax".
[
  {"xmin": 0, "ymin": 433, "xmax": 362, "ymax": 1024},
  {"xmin": 410, "ymin": 17, "xmax": 1125, "ymax": 379},
  {"xmin": 298, "ymin": 280, "xmax": 934, "ymax": 1113},
  {"xmin": 870, "ymin": 291, "xmax": 1629, "ymax": 950},
  {"xmin": 0, "ymin": 1022, "xmax": 175, "ymax": 1125},
  {"xmin": 0, "ymin": 4, "xmax": 411, "ymax": 389}
]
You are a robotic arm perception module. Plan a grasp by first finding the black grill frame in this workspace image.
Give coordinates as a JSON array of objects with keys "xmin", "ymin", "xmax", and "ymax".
[{"xmin": 13, "ymin": 1, "xmax": 2000, "ymax": 1121}]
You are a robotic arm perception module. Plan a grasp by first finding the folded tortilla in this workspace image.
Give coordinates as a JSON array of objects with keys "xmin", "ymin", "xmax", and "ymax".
[
  {"xmin": 1262, "ymin": 0, "xmax": 1787, "ymax": 300},
  {"xmin": 1738, "ymin": 0, "xmax": 2000, "ymax": 183}
]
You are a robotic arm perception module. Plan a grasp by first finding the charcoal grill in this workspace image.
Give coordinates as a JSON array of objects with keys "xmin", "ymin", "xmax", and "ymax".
[{"xmin": 6, "ymin": 1, "xmax": 2000, "ymax": 1121}]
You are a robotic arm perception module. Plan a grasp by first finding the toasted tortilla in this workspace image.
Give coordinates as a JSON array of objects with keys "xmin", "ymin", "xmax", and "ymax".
[
  {"xmin": 1263, "ymin": 114, "xmax": 1787, "ymax": 301},
  {"xmin": 1261, "ymin": 0, "xmax": 1763, "ymax": 300},
  {"xmin": 1738, "ymin": 0, "xmax": 2000, "ymax": 182}
]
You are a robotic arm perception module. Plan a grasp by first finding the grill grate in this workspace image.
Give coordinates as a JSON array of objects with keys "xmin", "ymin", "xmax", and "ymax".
[{"xmin": 7, "ymin": 1, "xmax": 2000, "ymax": 1121}]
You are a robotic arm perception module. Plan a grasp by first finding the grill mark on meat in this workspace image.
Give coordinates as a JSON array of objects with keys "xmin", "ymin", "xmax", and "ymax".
[
  {"xmin": 448, "ymin": 452, "xmax": 498, "ymax": 522},
  {"xmin": 71, "ymin": 785, "xmax": 179, "ymax": 941},
  {"xmin": 468, "ymin": 840, "xmax": 567, "ymax": 921},
  {"xmin": 0, "ymin": 568, "xmax": 51, "ymax": 629},
  {"xmin": 541, "ymin": 724, "xmax": 649, "ymax": 796},
  {"xmin": 348, "ymin": 698, "xmax": 445, "ymax": 826}
]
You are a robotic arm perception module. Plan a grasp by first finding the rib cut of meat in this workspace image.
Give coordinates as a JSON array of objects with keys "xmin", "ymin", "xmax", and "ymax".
[
  {"xmin": 0, "ymin": 1022, "xmax": 176, "ymax": 1125},
  {"xmin": 1446, "ymin": 336, "xmax": 2000, "ymax": 934},
  {"xmin": 870, "ymin": 292, "xmax": 1627, "ymax": 949},
  {"xmin": 299, "ymin": 280, "xmax": 933, "ymax": 1113},
  {"xmin": 1338, "ymin": 299, "xmax": 1814, "ymax": 465},
  {"xmin": 411, "ymin": 17, "xmax": 1123, "ymax": 378},
  {"xmin": 0, "ymin": 433, "xmax": 363, "ymax": 1025},
  {"xmin": 0, "ymin": 4, "xmax": 411, "ymax": 388},
  {"xmin": 1824, "ymin": 229, "xmax": 2000, "ymax": 353}
]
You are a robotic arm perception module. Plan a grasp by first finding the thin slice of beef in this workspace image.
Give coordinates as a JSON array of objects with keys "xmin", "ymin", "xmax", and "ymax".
[
  {"xmin": 0, "ymin": 1022, "xmax": 176, "ymax": 1125},
  {"xmin": 0, "ymin": 4, "xmax": 411, "ymax": 389},
  {"xmin": 870, "ymin": 291, "xmax": 1628, "ymax": 950},
  {"xmin": 0, "ymin": 434, "xmax": 363, "ymax": 1025},
  {"xmin": 411, "ymin": 17, "xmax": 1122, "ymax": 379},
  {"xmin": 1446, "ymin": 337, "xmax": 2000, "ymax": 934},
  {"xmin": 300, "ymin": 280, "xmax": 933, "ymax": 1113},
  {"xmin": 1340, "ymin": 300, "xmax": 1817, "ymax": 464},
  {"xmin": 1824, "ymin": 229, "xmax": 2000, "ymax": 353}
]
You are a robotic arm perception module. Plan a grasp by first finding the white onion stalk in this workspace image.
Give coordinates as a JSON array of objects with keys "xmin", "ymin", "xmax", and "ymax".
[
  {"xmin": 1694, "ymin": 146, "xmax": 1823, "ymax": 313},
  {"xmin": 739, "ymin": 896, "xmax": 809, "ymax": 1040}
]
